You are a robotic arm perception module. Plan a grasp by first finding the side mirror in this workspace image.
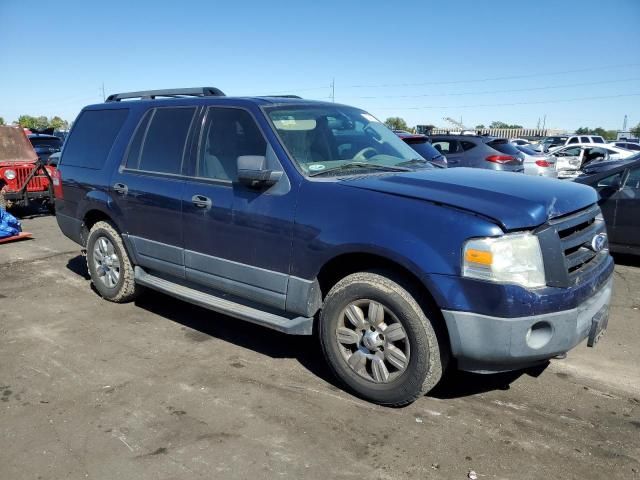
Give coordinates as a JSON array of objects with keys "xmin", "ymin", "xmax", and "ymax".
[
  {"xmin": 237, "ymin": 155, "xmax": 282, "ymax": 188},
  {"xmin": 597, "ymin": 176, "xmax": 622, "ymax": 190}
]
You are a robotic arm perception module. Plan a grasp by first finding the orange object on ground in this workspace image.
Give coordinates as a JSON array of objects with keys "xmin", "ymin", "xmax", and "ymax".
[{"xmin": 0, "ymin": 232, "xmax": 32, "ymax": 244}]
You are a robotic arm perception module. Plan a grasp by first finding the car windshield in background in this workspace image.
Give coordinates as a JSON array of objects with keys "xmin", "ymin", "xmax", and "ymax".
[
  {"xmin": 29, "ymin": 137, "xmax": 62, "ymax": 149},
  {"xmin": 544, "ymin": 136, "xmax": 568, "ymax": 144},
  {"xmin": 517, "ymin": 146, "xmax": 539, "ymax": 156},
  {"xmin": 266, "ymin": 105, "xmax": 432, "ymax": 176}
]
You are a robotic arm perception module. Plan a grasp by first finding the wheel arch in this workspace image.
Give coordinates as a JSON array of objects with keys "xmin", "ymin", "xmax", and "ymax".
[{"xmin": 316, "ymin": 251, "xmax": 452, "ymax": 357}]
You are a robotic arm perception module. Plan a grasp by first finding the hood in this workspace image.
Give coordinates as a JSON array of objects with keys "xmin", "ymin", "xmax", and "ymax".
[
  {"xmin": 0, "ymin": 126, "xmax": 37, "ymax": 163},
  {"xmin": 340, "ymin": 168, "xmax": 597, "ymax": 230}
]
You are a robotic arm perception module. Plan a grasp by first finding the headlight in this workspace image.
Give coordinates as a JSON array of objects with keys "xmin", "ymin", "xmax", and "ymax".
[
  {"xmin": 4, "ymin": 169, "xmax": 16, "ymax": 180},
  {"xmin": 462, "ymin": 232, "xmax": 546, "ymax": 288}
]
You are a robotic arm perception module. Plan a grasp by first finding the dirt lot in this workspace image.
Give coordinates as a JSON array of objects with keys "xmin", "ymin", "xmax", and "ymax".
[{"xmin": 1, "ymin": 214, "xmax": 639, "ymax": 480}]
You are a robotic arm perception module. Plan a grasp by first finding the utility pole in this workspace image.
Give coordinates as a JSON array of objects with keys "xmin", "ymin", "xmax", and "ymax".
[
  {"xmin": 622, "ymin": 114, "xmax": 628, "ymax": 131},
  {"xmin": 101, "ymin": 83, "xmax": 106, "ymax": 102},
  {"xmin": 331, "ymin": 78, "xmax": 335, "ymax": 103},
  {"xmin": 542, "ymin": 114, "xmax": 547, "ymax": 132}
]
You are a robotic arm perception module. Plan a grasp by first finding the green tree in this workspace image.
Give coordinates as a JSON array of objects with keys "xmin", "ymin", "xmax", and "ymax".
[
  {"xmin": 49, "ymin": 116, "xmax": 69, "ymax": 131},
  {"xmin": 18, "ymin": 114, "xmax": 38, "ymax": 129},
  {"xmin": 384, "ymin": 117, "xmax": 409, "ymax": 131},
  {"xmin": 0, "ymin": 117, "xmax": 5, "ymax": 126},
  {"xmin": 490, "ymin": 121, "xmax": 523, "ymax": 129},
  {"xmin": 630, "ymin": 122, "xmax": 640, "ymax": 139},
  {"xmin": 575, "ymin": 127, "xmax": 590, "ymax": 135},
  {"xmin": 475, "ymin": 124, "xmax": 485, "ymax": 129},
  {"xmin": 33, "ymin": 116, "xmax": 49, "ymax": 130}
]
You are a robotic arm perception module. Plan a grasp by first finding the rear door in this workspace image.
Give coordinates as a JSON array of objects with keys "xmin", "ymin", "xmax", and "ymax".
[{"xmin": 110, "ymin": 106, "xmax": 198, "ymax": 279}]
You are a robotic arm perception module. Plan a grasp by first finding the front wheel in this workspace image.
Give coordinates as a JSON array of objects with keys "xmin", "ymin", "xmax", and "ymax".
[{"xmin": 319, "ymin": 271, "xmax": 444, "ymax": 407}]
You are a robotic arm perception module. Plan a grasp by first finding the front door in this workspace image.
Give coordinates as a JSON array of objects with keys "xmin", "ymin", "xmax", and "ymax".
[
  {"xmin": 182, "ymin": 106, "xmax": 296, "ymax": 310},
  {"xmin": 110, "ymin": 105, "xmax": 198, "ymax": 278},
  {"xmin": 613, "ymin": 167, "xmax": 640, "ymax": 250}
]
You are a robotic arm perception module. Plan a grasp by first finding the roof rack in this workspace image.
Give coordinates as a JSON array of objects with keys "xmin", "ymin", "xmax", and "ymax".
[
  {"xmin": 257, "ymin": 95, "xmax": 302, "ymax": 99},
  {"xmin": 105, "ymin": 87, "xmax": 225, "ymax": 102}
]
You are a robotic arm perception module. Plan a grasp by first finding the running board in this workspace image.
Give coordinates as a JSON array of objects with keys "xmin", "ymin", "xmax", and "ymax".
[{"xmin": 134, "ymin": 267, "xmax": 313, "ymax": 335}]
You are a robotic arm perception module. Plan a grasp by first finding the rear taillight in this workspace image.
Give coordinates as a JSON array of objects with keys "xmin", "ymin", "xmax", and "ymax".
[
  {"xmin": 535, "ymin": 160, "xmax": 553, "ymax": 167},
  {"xmin": 51, "ymin": 168, "xmax": 63, "ymax": 199},
  {"xmin": 485, "ymin": 155, "xmax": 515, "ymax": 164}
]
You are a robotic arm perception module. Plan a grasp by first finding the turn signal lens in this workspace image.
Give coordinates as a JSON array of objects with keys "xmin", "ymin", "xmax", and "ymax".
[{"xmin": 464, "ymin": 249, "xmax": 493, "ymax": 265}]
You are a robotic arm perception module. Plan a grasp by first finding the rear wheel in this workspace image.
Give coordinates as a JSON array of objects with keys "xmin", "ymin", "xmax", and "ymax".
[
  {"xmin": 319, "ymin": 271, "xmax": 443, "ymax": 407},
  {"xmin": 86, "ymin": 221, "xmax": 141, "ymax": 302}
]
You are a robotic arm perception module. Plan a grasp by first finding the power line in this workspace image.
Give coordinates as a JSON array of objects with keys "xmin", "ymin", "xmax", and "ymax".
[
  {"xmin": 345, "ymin": 63, "xmax": 640, "ymax": 89},
  {"xmin": 372, "ymin": 93, "xmax": 640, "ymax": 110},
  {"xmin": 350, "ymin": 77, "xmax": 640, "ymax": 99}
]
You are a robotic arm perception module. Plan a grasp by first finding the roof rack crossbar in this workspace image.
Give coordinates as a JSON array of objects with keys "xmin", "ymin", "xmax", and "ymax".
[
  {"xmin": 105, "ymin": 87, "xmax": 225, "ymax": 102},
  {"xmin": 257, "ymin": 95, "xmax": 303, "ymax": 99}
]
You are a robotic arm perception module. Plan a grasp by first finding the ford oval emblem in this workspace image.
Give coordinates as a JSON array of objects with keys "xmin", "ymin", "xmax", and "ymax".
[{"xmin": 590, "ymin": 233, "xmax": 607, "ymax": 252}]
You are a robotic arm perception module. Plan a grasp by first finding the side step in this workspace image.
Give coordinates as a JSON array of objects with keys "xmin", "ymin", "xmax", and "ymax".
[{"xmin": 134, "ymin": 267, "xmax": 313, "ymax": 335}]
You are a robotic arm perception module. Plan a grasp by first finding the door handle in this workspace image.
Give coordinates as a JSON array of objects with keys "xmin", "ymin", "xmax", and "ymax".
[
  {"xmin": 191, "ymin": 195, "xmax": 212, "ymax": 209},
  {"xmin": 113, "ymin": 183, "xmax": 128, "ymax": 195}
]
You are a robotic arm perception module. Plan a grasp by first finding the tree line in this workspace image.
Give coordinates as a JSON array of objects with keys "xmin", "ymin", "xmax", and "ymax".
[
  {"xmin": 384, "ymin": 116, "xmax": 640, "ymax": 139},
  {"xmin": 0, "ymin": 115, "xmax": 70, "ymax": 131}
]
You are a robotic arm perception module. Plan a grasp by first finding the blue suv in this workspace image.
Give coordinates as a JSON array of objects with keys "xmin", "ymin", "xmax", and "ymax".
[{"xmin": 54, "ymin": 87, "xmax": 613, "ymax": 406}]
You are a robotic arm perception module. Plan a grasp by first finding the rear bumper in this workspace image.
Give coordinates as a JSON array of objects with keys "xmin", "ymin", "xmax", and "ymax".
[
  {"xmin": 4, "ymin": 189, "xmax": 52, "ymax": 201},
  {"xmin": 442, "ymin": 275, "xmax": 613, "ymax": 373}
]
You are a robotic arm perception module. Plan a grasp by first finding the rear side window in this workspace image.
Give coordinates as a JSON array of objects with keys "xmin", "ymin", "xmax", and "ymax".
[
  {"xmin": 487, "ymin": 140, "xmax": 521, "ymax": 156},
  {"xmin": 568, "ymin": 137, "xmax": 579, "ymax": 144},
  {"xmin": 431, "ymin": 140, "xmax": 460, "ymax": 154},
  {"xmin": 126, "ymin": 107, "xmax": 196, "ymax": 174},
  {"xmin": 62, "ymin": 109, "xmax": 128, "ymax": 169},
  {"xmin": 592, "ymin": 137, "xmax": 604, "ymax": 143},
  {"xmin": 580, "ymin": 136, "xmax": 591, "ymax": 143},
  {"xmin": 461, "ymin": 141, "xmax": 476, "ymax": 151}
]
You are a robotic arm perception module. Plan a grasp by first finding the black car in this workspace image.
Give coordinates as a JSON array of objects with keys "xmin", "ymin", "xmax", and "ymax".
[
  {"xmin": 28, "ymin": 134, "xmax": 63, "ymax": 163},
  {"xmin": 575, "ymin": 154, "xmax": 640, "ymax": 255},
  {"xmin": 395, "ymin": 132, "xmax": 447, "ymax": 168}
]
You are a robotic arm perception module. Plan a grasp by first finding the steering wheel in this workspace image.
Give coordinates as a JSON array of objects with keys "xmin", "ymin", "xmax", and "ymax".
[{"xmin": 353, "ymin": 147, "xmax": 378, "ymax": 161}]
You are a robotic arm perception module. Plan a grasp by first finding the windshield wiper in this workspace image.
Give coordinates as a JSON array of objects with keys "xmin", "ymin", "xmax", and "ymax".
[
  {"xmin": 397, "ymin": 158, "xmax": 443, "ymax": 168},
  {"xmin": 308, "ymin": 162, "xmax": 411, "ymax": 177}
]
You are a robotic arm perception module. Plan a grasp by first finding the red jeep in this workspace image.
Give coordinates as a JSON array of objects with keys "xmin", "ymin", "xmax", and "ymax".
[{"xmin": 0, "ymin": 126, "xmax": 57, "ymax": 211}]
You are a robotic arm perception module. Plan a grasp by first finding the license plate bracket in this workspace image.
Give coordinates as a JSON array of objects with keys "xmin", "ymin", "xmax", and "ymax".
[{"xmin": 587, "ymin": 305, "xmax": 609, "ymax": 347}]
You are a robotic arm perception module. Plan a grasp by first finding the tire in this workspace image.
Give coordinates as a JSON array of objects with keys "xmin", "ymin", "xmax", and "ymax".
[
  {"xmin": 86, "ymin": 221, "xmax": 141, "ymax": 303},
  {"xmin": 319, "ymin": 271, "xmax": 443, "ymax": 407},
  {"xmin": 0, "ymin": 187, "xmax": 6, "ymax": 210}
]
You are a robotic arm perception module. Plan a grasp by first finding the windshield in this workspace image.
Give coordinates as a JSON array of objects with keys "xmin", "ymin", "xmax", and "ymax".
[
  {"xmin": 29, "ymin": 137, "xmax": 63, "ymax": 149},
  {"xmin": 543, "ymin": 136, "xmax": 568, "ymax": 145},
  {"xmin": 266, "ymin": 105, "xmax": 432, "ymax": 176},
  {"xmin": 517, "ymin": 146, "xmax": 539, "ymax": 156}
]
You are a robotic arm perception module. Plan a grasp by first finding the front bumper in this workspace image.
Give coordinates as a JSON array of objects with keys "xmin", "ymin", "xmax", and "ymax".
[{"xmin": 442, "ymin": 275, "xmax": 613, "ymax": 373}]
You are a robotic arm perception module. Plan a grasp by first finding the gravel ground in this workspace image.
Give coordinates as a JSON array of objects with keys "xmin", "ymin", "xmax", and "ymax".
[{"xmin": 1, "ymin": 215, "xmax": 639, "ymax": 480}]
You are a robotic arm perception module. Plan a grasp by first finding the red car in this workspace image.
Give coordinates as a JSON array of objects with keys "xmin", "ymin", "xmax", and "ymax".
[{"xmin": 0, "ymin": 126, "xmax": 57, "ymax": 211}]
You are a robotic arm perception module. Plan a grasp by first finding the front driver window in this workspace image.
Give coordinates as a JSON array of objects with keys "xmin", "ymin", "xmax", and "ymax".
[
  {"xmin": 198, "ymin": 108, "xmax": 268, "ymax": 181},
  {"xmin": 624, "ymin": 168, "xmax": 640, "ymax": 189}
]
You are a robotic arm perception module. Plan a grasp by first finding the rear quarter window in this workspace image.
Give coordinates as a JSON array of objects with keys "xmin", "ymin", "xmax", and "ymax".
[
  {"xmin": 487, "ymin": 140, "xmax": 521, "ymax": 156},
  {"xmin": 61, "ymin": 109, "xmax": 129, "ymax": 169}
]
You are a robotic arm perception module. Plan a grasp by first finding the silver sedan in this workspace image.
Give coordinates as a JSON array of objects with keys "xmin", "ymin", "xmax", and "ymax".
[{"xmin": 516, "ymin": 146, "xmax": 558, "ymax": 178}]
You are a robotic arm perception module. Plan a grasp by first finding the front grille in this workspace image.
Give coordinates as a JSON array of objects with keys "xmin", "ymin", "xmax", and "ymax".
[
  {"xmin": 14, "ymin": 166, "xmax": 47, "ymax": 191},
  {"xmin": 537, "ymin": 204, "xmax": 607, "ymax": 287}
]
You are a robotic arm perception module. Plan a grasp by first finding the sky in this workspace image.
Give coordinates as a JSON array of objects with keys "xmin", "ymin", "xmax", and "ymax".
[{"xmin": 1, "ymin": 0, "xmax": 639, "ymax": 132}]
